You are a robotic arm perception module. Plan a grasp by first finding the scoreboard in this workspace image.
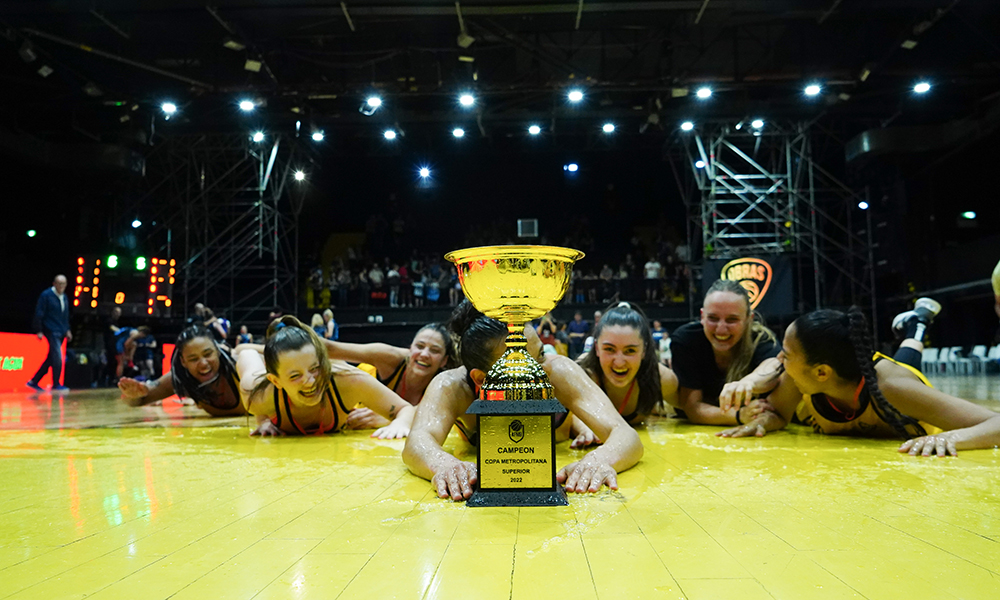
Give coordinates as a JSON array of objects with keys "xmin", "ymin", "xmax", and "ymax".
[{"xmin": 73, "ymin": 255, "xmax": 176, "ymax": 317}]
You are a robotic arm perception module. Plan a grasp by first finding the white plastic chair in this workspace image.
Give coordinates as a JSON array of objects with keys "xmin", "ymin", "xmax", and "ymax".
[
  {"xmin": 946, "ymin": 346, "xmax": 972, "ymax": 375},
  {"xmin": 921, "ymin": 347, "xmax": 940, "ymax": 374},
  {"xmin": 969, "ymin": 345, "xmax": 987, "ymax": 373}
]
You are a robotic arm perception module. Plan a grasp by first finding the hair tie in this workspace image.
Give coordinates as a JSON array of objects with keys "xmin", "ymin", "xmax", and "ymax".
[
  {"xmin": 274, "ymin": 322, "xmax": 287, "ymax": 330},
  {"xmin": 616, "ymin": 301, "xmax": 631, "ymax": 309}
]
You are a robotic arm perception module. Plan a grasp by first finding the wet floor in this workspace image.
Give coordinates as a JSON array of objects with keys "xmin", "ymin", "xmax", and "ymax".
[{"xmin": 1, "ymin": 375, "xmax": 999, "ymax": 599}]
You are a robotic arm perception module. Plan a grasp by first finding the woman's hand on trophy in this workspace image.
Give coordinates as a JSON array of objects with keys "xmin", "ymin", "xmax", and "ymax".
[
  {"xmin": 432, "ymin": 459, "xmax": 478, "ymax": 501},
  {"xmin": 557, "ymin": 459, "xmax": 618, "ymax": 493}
]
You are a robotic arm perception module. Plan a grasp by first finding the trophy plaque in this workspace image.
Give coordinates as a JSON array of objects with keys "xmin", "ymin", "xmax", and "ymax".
[{"xmin": 444, "ymin": 245, "xmax": 584, "ymax": 507}]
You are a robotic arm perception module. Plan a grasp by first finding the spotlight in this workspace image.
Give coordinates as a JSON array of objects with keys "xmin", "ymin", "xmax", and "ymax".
[
  {"xmin": 804, "ymin": 84, "xmax": 822, "ymax": 96},
  {"xmin": 294, "ymin": 170, "xmax": 306, "ymax": 181},
  {"xmin": 367, "ymin": 96, "xmax": 382, "ymax": 109},
  {"xmin": 858, "ymin": 201, "xmax": 869, "ymax": 210},
  {"xmin": 695, "ymin": 160, "xmax": 706, "ymax": 169},
  {"xmin": 458, "ymin": 94, "xmax": 475, "ymax": 107},
  {"xmin": 567, "ymin": 89, "xmax": 584, "ymax": 103},
  {"xmin": 751, "ymin": 119, "xmax": 764, "ymax": 129},
  {"xmin": 602, "ymin": 123, "xmax": 615, "ymax": 133},
  {"xmin": 419, "ymin": 167, "xmax": 431, "ymax": 178},
  {"xmin": 696, "ymin": 87, "xmax": 712, "ymax": 99},
  {"xmin": 680, "ymin": 121, "xmax": 694, "ymax": 131},
  {"xmin": 361, "ymin": 96, "xmax": 382, "ymax": 116},
  {"xmin": 26, "ymin": 229, "xmax": 36, "ymax": 238},
  {"xmin": 383, "ymin": 129, "xmax": 397, "ymax": 140},
  {"xmin": 161, "ymin": 102, "xmax": 177, "ymax": 115},
  {"xmin": 913, "ymin": 81, "xmax": 931, "ymax": 94},
  {"xmin": 564, "ymin": 163, "xmax": 579, "ymax": 172},
  {"xmin": 961, "ymin": 211, "xmax": 977, "ymax": 219},
  {"xmin": 452, "ymin": 128, "xmax": 465, "ymax": 138},
  {"xmin": 311, "ymin": 131, "xmax": 325, "ymax": 142},
  {"xmin": 132, "ymin": 219, "xmax": 142, "ymax": 228},
  {"xmin": 238, "ymin": 99, "xmax": 255, "ymax": 111},
  {"xmin": 528, "ymin": 125, "xmax": 541, "ymax": 135},
  {"xmin": 252, "ymin": 131, "xmax": 265, "ymax": 142}
]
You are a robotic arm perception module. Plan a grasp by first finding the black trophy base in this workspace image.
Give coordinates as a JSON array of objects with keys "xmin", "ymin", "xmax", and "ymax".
[{"xmin": 467, "ymin": 488, "xmax": 568, "ymax": 507}]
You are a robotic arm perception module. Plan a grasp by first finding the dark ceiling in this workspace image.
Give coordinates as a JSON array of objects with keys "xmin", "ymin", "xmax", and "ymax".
[{"xmin": 2, "ymin": 0, "xmax": 999, "ymax": 144}]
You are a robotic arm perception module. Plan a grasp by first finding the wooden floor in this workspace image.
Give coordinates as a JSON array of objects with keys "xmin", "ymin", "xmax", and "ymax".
[{"xmin": 1, "ymin": 375, "xmax": 999, "ymax": 600}]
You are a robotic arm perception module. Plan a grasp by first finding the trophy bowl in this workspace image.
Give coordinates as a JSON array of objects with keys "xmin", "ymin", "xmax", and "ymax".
[{"xmin": 444, "ymin": 245, "xmax": 585, "ymax": 324}]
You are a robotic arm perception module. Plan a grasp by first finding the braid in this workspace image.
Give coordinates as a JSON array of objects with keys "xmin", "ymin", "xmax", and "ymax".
[{"xmin": 846, "ymin": 309, "xmax": 926, "ymax": 439}]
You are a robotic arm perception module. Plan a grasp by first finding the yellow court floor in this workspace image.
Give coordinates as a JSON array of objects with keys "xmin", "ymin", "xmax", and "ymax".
[{"xmin": 2, "ymin": 380, "xmax": 999, "ymax": 600}]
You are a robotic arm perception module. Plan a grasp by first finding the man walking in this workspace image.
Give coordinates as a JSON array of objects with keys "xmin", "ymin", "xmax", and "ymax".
[{"xmin": 27, "ymin": 274, "xmax": 72, "ymax": 392}]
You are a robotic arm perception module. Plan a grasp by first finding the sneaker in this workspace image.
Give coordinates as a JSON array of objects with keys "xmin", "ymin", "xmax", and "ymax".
[
  {"xmin": 892, "ymin": 297, "xmax": 941, "ymax": 343},
  {"xmin": 26, "ymin": 380, "xmax": 43, "ymax": 392},
  {"xmin": 51, "ymin": 385, "xmax": 70, "ymax": 392}
]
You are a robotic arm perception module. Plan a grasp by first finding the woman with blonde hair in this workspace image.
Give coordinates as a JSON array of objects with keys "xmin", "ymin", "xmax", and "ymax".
[{"xmin": 234, "ymin": 316, "xmax": 414, "ymax": 438}]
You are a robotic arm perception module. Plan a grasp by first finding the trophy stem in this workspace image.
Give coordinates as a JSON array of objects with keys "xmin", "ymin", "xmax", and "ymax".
[{"xmin": 506, "ymin": 323, "xmax": 527, "ymax": 350}]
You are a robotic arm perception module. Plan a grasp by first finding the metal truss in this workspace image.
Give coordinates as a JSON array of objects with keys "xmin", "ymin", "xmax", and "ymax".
[
  {"xmin": 112, "ymin": 132, "xmax": 307, "ymax": 327},
  {"xmin": 677, "ymin": 121, "xmax": 875, "ymax": 316}
]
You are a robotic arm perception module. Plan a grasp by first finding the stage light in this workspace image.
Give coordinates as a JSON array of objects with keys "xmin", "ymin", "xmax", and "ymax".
[
  {"xmin": 804, "ymin": 84, "xmax": 822, "ymax": 96},
  {"xmin": 238, "ymin": 99, "xmax": 255, "ymax": 111},
  {"xmin": 161, "ymin": 102, "xmax": 177, "ymax": 115},
  {"xmin": 136, "ymin": 257, "xmax": 146, "ymax": 270},
  {"xmin": 132, "ymin": 219, "xmax": 142, "ymax": 228},
  {"xmin": 419, "ymin": 167, "xmax": 431, "ymax": 178},
  {"xmin": 107, "ymin": 255, "xmax": 118, "ymax": 268},
  {"xmin": 567, "ymin": 89, "xmax": 584, "ymax": 103},
  {"xmin": 564, "ymin": 163, "xmax": 579, "ymax": 172},
  {"xmin": 602, "ymin": 123, "xmax": 615, "ymax": 133},
  {"xmin": 367, "ymin": 96, "xmax": 382, "ymax": 109},
  {"xmin": 751, "ymin": 119, "xmax": 765, "ymax": 129},
  {"xmin": 858, "ymin": 201, "xmax": 869, "ymax": 210},
  {"xmin": 383, "ymin": 129, "xmax": 397, "ymax": 140},
  {"xmin": 695, "ymin": 160, "xmax": 706, "ymax": 169},
  {"xmin": 913, "ymin": 81, "xmax": 931, "ymax": 94},
  {"xmin": 452, "ymin": 127, "xmax": 465, "ymax": 138},
  {"xmin": 252, "ymin": 131, "xmax": 265, "ymax": 142},
  {"xmin": 961, "ymin": 211, "xmax": 977, "ymax": 219},
  {"xmin": 458, "ymin": 94, "xmax": 475, "ymax": 107},
  {"xmin": 311, "ymin": 131, "xmax": 324, "ymax": 142},
  {"xmin": 696, "ymin": 87, "xmax": 712, "ymax": 99},
  {"xmin": 528, "ymin": 125, "xmax": 541, "ymax": 135},
  {"xmin": 26, "ymin": 229, "xmax": 36, "ymax": 238},
  {"xmin": 680, "ymin": 121, "xmax": 694, "ymax": 131},
  {"xmin": 294, "ymin": 170, "xmax": 306, "ymax": 181}
]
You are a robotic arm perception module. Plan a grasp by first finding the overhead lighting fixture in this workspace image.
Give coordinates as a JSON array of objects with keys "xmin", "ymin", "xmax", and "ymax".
[
  {"xmin": 252, "ymin": 131, "xmax": 265, "ymax": 142},
  {"xmin": 452, "ymin": 127, "xmax": 465, "ymax": 138},
  {"xmin": 360, "ymin": 96, "xmax": 381, "ymax": 116},
  {"xmin": 695, "ymin": 160, "xmax": 706, "ymax": 169},
  {"xmin": 913, "ymin": 81, "xmax": 931, "ymax": 94},
  {"xmin": 804, "ymin": 84, "xmax": 822, "ymax": 96},
  {"xmin": 961, "ymin": 211, "xmax": 977, "ymax": 219},
  {"xmin": 132, "ymin": 219, "xmax": 142, "ymax": 229},
  {"xmin": 161, "ymin": 102, "xmax": 177, "ymax": 115},
  {"xmin": 567, "ymin": 89, "xmax": 584, "ymax": 103},
  {"xmin": 222, "ymin": 37, "xmax": 246, "ymax": 51},
  {"xmin": 680, "ymin": 121, "xmax": 694, "ymax": 131},
  {"xmin": 18, "ymin": 41, "xmax": 37, "ymax": 63},
  {"xmin": 418, "ymin": 167, "xmax": 431, "ymax": 178},
  {"xmin": 244, "ymin": 59, "xmax": 262, "ymax": 73},
  {"xmin": 459, "ymin": 94, "xmax": 475, "ymax": 107},
  {"xmin": 696, "ymin": 87, "xmax": 712, "ymax": 99},
  {"xmin": 383, "ymin": 129, "xmax": 397, "ymax": 140},
  {"xmin": 37, "ymin": 65, "xmax": 54, "ymax": 77},
  {"xmin": 367, "ymin": 96, "xmax": 382, "ymax": 108},
  {"xmin": 563, "ymin": 163, "xmax": 579, "ymax": 172},
  {"xmin": 751, "ymin": 119, "xmax": 765, "ymax": 129},
  {"xmin": 528, "ymin": 125, "xmax": 541, "ymax": 135},
  {"xmin": 294, "ymin": 170, "xmax": 306, "ymax": 181},
  {"xmin": 238, "ymin": 99, "xmax": 255, "ymax": 112},
  {"xmin": 311, "ymin": 131, "xmax": 325, "ymax": 142},
  {"xmin": 26, "ymin": 229, "xmax": 37, "ymax": 238},
  {"xmin": 858, "ymin": 201, "xmax": 869, "ymax": 210},
  {"xmin": 602, "ymin": 123, "xmax": 615, "ymax": 133}
]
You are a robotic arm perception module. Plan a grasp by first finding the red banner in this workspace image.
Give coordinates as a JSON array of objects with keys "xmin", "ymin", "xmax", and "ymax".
[{"xmin": 0, "ymin": 332, "xmax": 67, "ymax": 391}]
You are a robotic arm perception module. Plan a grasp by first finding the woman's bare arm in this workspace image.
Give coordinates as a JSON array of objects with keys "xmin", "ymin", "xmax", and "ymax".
[
  {"xmin": 119, "ymin": 373, "xmax": 176, "ymax": 407},
  {"xmin": 322, "ymin": 340, "xmax": 407, "ymax": 377}
]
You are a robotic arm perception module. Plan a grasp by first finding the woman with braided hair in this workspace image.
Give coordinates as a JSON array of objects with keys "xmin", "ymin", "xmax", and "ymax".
[{"xmin": 719, "ymin": 303, "xmax": 1000, "ymax": 456}]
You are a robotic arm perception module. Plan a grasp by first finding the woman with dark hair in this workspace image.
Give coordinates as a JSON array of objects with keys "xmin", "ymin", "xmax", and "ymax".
[
  {"xmin": 118, "ymin": 325, "xmax": 248, "ymax": 417},
  {"xmin": 322, "ymin": 323, "xmax": 458, "ymax": 429},
  {"xmin": 720, "ymin": 302, "xmax": 1000, "ymax": 456},
  {"xmin": 577, "ymin": 302, "xmax": 678, "ymax": 426},
  {"xmin": 669, "ymin": 279, "xmax": 782, "ymax": 425},
  {"xmin": 235, "ymin": 315, "xmax": 415, "ymax": 438},
  {"xmin": 402, "ymin": 301, "xmax": 643, "ymax": 501}
]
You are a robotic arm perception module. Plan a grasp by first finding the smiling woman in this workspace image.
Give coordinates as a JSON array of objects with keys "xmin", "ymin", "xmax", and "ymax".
[
  {"xmin": 668, "ymin": 279, "xmax": 781, "ymax": 426},
  {"xmin": 234, "ymin": 316, "xmax": 416, "ymax": 438}
]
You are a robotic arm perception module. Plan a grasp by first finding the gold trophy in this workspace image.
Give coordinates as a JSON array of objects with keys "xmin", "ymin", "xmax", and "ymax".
[{"xmin": 444, "ymin": 245, "xmax": 584, "ymax": 507}]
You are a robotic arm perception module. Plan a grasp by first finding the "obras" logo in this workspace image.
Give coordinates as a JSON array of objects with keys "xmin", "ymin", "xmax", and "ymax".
[{"xmin": 721, "ymin": 257, "xmax": 773, "ymax": 309}]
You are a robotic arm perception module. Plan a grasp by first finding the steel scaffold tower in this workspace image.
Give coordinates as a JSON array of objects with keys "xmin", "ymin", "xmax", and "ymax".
[
  {"xmin": 678, "ymin": 122, "xmax": 876, "ymax": 318},
  {"xmin": 113, "ymin": 132, "xmax": 307, "ymax": 327}
]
